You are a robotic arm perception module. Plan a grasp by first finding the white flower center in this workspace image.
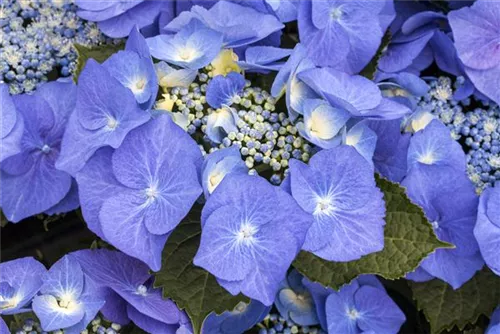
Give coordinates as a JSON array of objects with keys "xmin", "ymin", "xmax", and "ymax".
[
  {"xmin": 178, "ymin": 46, "xmax": 197, "ymax": 61},
  {"xmin": 236, "ymin": 222, "xmax": 258, "ymax": 245},
  {"xmin": 330, "ymin": 7, "xmax": 343, "ymax": 20},
  {"xmin": 130, "ymin": 77, "xmax": 147, "ymax": 94},
  {"xmin": 106, "ymin": 116, "xmax": 119, "ymax": 130},
  {"xmin": 347, "ymin": 308, "xmax": 360, "ymax": 320},
  {"xmin": 208, "ymin": 171, "xmax": 224, "ymax": 194},
  {"xmin": 418, "ymin": 152, "xmax": 436, "ymax": 165},
  {"xmin": 314, "ymin": 196, "xmax": 334, "ymax": 216},
  {"xmin": 41, "ymin": 144, "xmax": 51, "ymax": 154},
  {"xmin": 145, "ymin": 185, "xmax": 160, "ymax": 201},
  {"xmin": 136, "ymin": 284, "xmax": 148, "ymax": 296}
]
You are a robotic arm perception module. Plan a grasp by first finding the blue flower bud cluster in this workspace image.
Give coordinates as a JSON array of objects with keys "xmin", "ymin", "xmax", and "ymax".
[
  {"xmin": 165, "ymin": 69, "xmax": 312, "ymax": 184},
  {"xmin": 0, "ymin": 0, "xmax": 118, "ymax": 94},
  {"xmin": 257, "ymin": 313, "xmax": 326, "ymax": 334},
  {"xmin": 10, "ymin": 314, "xmax": 123, "ymax": 334},
  {"xmin": 418, "ymin": 76, "xmax": 500, "ymax": 193}
]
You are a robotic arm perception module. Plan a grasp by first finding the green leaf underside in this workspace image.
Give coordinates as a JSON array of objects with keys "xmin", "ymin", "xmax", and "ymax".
[
  {"xmin": 293, "ymin": 175, "xmax": 452, "ymax": 290},
  {"xmin": 153, "ymin": 208, "xmax": 249, "ymax": 334},
  {"xmin": 360, "ymin": 29, "xmax": 392, "ymax": 80},
  {"xmin": 410, "ymin": 268, "xmax": 500, "ymax": 334},
  {"xmin": 73, "ymin": 43, "xmax": 124, "ymax": 82}
]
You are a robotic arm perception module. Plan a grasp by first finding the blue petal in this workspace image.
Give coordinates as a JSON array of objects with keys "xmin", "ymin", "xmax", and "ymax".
[
  {"xmin": 297, "ymin": 98, "xmax": 349, "ymax": 149},
  {"xmin": 100, "ymin": 190, "xmax": 169, "ymax": 271},
  {"xmin": 56, "ymin": 60, "xmax": 150, "ymax": 176},
  {"xmin": 366, "ymin": 119, "xmax": 410, "ymax": 183},
  {"xmin": 166, "ymin": 1, "xmax": 284, "ymax": 48},
  {"xmin": 75, "ymin": 147, "xmax": 124, "ymax": 239},
  {"xmin": 147, "ymin": 19, "xmax": 223, "ymax": 69},
  {"xmin": 487, "ymin": 306, "xmax": 500, "ymax": 334},
  {"xmin": 97, "ymin": 1, "xmax": 172, "ymax": 38},
  {"xmin": 44, "ymin": 179, "xmax": 80, "ymax": 216},
  {"xmin": 325, "ymin": 280, "xmax": 360, "ymax": 334},
  {"xmin": 407, "ymin": 120, "xmax": 466, "ymax": 172},
  {"xmin": 345, "ymin": 121, "xmax": 377, "ymax": 167},
  {"xmin": 127, "ymin": 305, "xmax": 179, "ymax": 334},
  {"xmin": 206, "ymin": 73, "xmax": 246, "ymax": 108},
  {"xmin": 0, "ymin": 257, "xmax": 46, "ymax": 315},
  {"xmin": 205, "ymin": 106, "xmax": 240, "ymax": 143},
  {"xmin": 126, "ymin": 26, "xmax": 152, "ymax": 59},
  {"xmin": 41, "ymin": 256, "xmax": 84, "ymax": 299},
  {"xmin": 32, "ymin": 294, "xmax": 85, "ymax": 332},
  {"xmin": 302, "ymin": 278, "xmax": 334, "ymax": 331},
  {"xmin": 474, "ymin": 187, "xmax": 500, "ymax": 275},
  {"xmin": 203, "ymin": 300, "xmax": 270, "ymax": 334},
  {"xmin": 289, "ymin": 146, "xmax": 385, "ymax": 261},
  {"xmin": 155, "ymin": 61, "xmax": 198, "ymax": 88},
  {"xmin": 0, "ymin": 318, "xmax": 8, "ymax": 334},
  {"xmin": 75, "ymin": 1, "xmax": 142, "ymax": 21},
  {"xmin": 202, "ymin": 146, "xmax": 247, "ymax": 198},
  {"xmin": 104, "ymin": 50, "xmax": 158, "ymax": 109},
  {"xmin": 1, "ymin": 84, "xmax": 17, "ymax": 138},
  {"xmin": 355, "ymin": 285, "xmax": 406, "ymax": 334},
  {"xmin": 405, "ymin": 267, "xmax": 435, "ymax": 283}
]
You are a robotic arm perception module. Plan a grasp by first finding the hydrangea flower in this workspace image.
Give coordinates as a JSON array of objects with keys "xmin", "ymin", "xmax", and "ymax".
[
  {"xmin": 275, "ymin": 270, "xmax": 319, "ymax": 326},
  {"xmin": 103, "ymin": 27, "xmax": 158, "ymax": 111},
  {"xmin": 56, "ymin": 59, "xmax": 150, "ymax": 176},
  {"xmin": 154, "ymin": 61, "xmax": 198, "ymax": 89},
  {"xmin": 271, "ymin": 44, "xmax": 317, "ymax": 121},
  {"xmin": 304, "ymin": 275, "xmax": 405, "ymax": 334},
  {"xmin": 165, "ymin": 1, "xmax": 284, "ymax": 48},
  {"xmin": 71, "ymin": 249, "xmax": 191, "ymax": 333},
  {"xmin": 75, "ymin": 115, "xmax": 202, "ymax": 270},
  {"xmin": 0, "ymin": 84, "xmax": 24, "ymax": 162},
  {"xmin": 402, "ymin": 166, "xmax": 484, "ymax": 289},
  {"xmin": 32, "ymin": 255, "xmax": 105, "ymax": 333},
  {"xmin": 202, "ymin": 300, "xmax": 270, "ymax": 334},
  {"xmin": 474, "ymin": 184, "xmax": 500, "ymax": 276},
  {"xmin": 297, "ymin": 1, "xmax": 394, "ymax": 74},
  {"xmin": 205, "ymin": 106, "xmax": 240, "ymax": 144},
  {"xmin": 202, "ymin": 146, "xmax": 248, "ymax": 198},
  {"xmin": 295, "ymin": 98, "xmax": 350, "ymax": 149},
  {"xmin": 76, "ymin": 0, "xmax": 173, "ymax": 38},
  {"xmin": 0, "ymin": 82, "xmax": 77, "ymax": 222},
  {"xmin": 448, "ymin": 0, "xmax": 500, "ymax": 105},
  {"xmin": 236, "ymin": 46, "xmax": 292, "ymax": 73},
  {"xmin": 287, "ymin": 146, "xmax": 385, "ymax": 261},
  {"xmin": 147, "ymin": 19, "xmax": 223, "ymax": 70},
  {"xmin": 194, "ymin": 173, "xmax": 312, "ymax": 305},
  {"xmin": 206, "ymin": 73, "xmax": 246, "ymax": 109},
  {"xmin": 298, "ymin": 67, "xmax": 411, "ymax": 121},
  {"xmin": 0, "ymin": 257, "xmax": 46, "ymax": 315},
  {"xmin": 487, "ymin": 306, "xmax": 500, "ymax": 334},
  {"xmin": 406, "ymin": 119, "xmax": 466, "ymax": 174}
]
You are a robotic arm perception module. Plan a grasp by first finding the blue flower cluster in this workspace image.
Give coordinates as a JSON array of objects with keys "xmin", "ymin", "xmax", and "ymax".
[
  {"xmin": 0, "ymin": 0, "xmax": 117, "ymax": 94},
  {"xmin": 2, "ymin": 0, "xmax": 500, "ymax": 333},
  {"xmin": 417, "ymin": 76, "xmax": 500, "ymax": 193}
]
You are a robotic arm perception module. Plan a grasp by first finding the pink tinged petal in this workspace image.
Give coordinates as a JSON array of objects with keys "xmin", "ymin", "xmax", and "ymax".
[
  {"xmin": 99, "ymin": 190, "xmax": 168, "ymax": 271},
  {"xmin": 355, "ymin": 286, "xmax": 406, "ymax": 334},
  {"xmin": 448, "ymin": 1, "xmax": 500, "ymax": 70},
  {"xmin": 32, "ymin": 294, "xmax": 85, "ymax": 332}
]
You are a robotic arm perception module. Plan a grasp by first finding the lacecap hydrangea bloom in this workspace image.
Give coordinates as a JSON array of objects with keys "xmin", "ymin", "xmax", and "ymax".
[
  {"xmin": 304, "ymin": 275, "xmax": 406, "ymax": 334},
  {"xmin": 194, "ymin": 173, "xmax": 312, "ymax": 305},
  {"xmin": 0, "ymin": 81, "xmax": 78, "ymax": 222}
]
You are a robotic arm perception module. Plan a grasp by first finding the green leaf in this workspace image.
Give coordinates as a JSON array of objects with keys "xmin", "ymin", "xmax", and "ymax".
[
  {"xmin": 360, "ymin": 30, "xmax": 392, "ymax": 80},
  {"xmin": 73, "ymin": 43, "xmax": 124, "ymax": 82},
  {"xmin": 153, "ymin": 206, "xmax": 249, "ymax": 334},
  {"xmin": 410, "ymin": 268, "xmax": 500, "ymax": 334},
  {"xmin": 293, "ymin": 175, "xmax": 452, "ymax": 290}
]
